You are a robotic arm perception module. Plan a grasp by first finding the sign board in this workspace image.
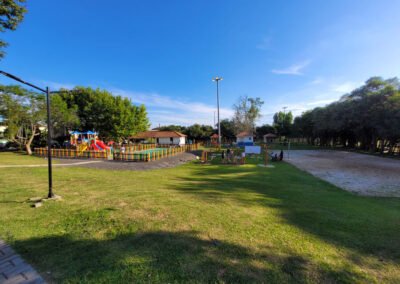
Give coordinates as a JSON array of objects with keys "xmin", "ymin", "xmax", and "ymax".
[{"xmin": 245, "ymin": 146, "xmax": 261, "ymax": 154}]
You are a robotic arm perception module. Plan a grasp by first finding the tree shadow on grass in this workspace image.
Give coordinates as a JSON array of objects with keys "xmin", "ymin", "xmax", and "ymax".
[
  {"xmin": 171, "ymin": 164, "xmax": 400, "ymax": 264},
  {"xmin": 13, "ymin": 230, "xmax": 363, "ymax": 283}
]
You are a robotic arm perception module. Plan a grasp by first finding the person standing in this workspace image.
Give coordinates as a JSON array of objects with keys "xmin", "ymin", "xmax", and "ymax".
[{"xmin": 241, "ymin": 151, "xmax": 246, "ymax": 165}]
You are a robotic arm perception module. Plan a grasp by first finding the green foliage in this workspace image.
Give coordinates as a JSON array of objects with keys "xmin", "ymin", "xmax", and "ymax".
[
  {"xmin": 157, "ymin": 124, "xmax": 214, "ymax": 140},
  {"xmin": 157, "ymin": 124, "xmax": 186, "ymax": 133},
  {"xmin": 184, "ymin": 124, "xmax": 214, "ymax": 140},
  {"xmin": 220, "ymin": 119, "xmax": 235, "ymax": 138},
  {"xmin": 0, "ymin": 84, "xmax": 46, "ymax": 153},
  {"xmin": 0, "ymin": 0, "xmax": 27, "ymax": 58},
  {"xmin": 0, "ymin": 84, "xmax": 78, "ymax": 153},
  {"xmin": 256, "ymin": 124, "xmax": 276, "ymax": 139},
  {"xmin": 273, "ymin": 111, "xmax": 293, "ymax": 136},
  {"xmin": 233, "ymin": 96, "xmax": 264, "ymax": 134},
  {"xmin": 293, "ymin": 77, "xmax": 400, "ymax": 152},
  {"xmin": 58, "ymin": 87, "xmax": 150, "ymax": 140},
  {"xmin": 50, "ymin": 94, "xmax": 79, "ymax": 138}
]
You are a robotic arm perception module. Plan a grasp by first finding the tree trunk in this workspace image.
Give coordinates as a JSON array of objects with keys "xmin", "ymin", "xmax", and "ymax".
[{"xmin": 25, "ymin": 125, "xmax": 37, "ymax": 155}]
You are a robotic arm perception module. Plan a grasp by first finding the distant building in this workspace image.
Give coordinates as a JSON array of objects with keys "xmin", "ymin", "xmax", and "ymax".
[
  {"xmin": 0, "ymin": 125, "xmax": 7, "ymax": 138},
  {"xmin": 132, "ymin": 130, "xmax": 186, "ymax": 145},
  {"xmin": 236, "ymin": 131, "xmax": 254, "ymax": 147},
  {"xmin": 263, "ymin": 133, "xmax": 278, "ymax": 143},
  {"xmin": 210, "ymin": 133, "xmax": 219, "ymax": 145}
]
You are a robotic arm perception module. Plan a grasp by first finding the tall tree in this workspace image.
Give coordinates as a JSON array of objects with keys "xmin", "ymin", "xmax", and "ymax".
[
  {"xmin": 220, "ymin": 119, "xmax": 235, "ymax": 138},
  {"xmin": 232, "ymin": 96, "xmax": 264, "ymax": 134},
  {"xmin": 273, "ymin": 111, "xmax": 293, "ymax": 136},
  {"xmin": 0, "ymin": 84, "xmax": 78, "ymax": 154},
  {"xmin": 185, "ymin": 124, "xmax": 214, "ymax": 140},
  {"xmin": 157, "ymin": 125, "xmax": 187, "ymax": 132},
  {"xmin": 58, "ymin": 87, "xmax": 149, "ymax": 140},
  {"xmin": 0, "ymin": 0, "xmax": 27, "ymax": 58},
  {"xmin": 256, "ymin": 124, "xmax": 276, "ymax": 140},
  {"xmin": 293, "ymin": 77, "xmax": 400, "ymax": 153}
]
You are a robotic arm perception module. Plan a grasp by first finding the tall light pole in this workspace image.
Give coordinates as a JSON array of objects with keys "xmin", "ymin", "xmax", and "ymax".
[
  {"xmin": 0, "ymin": 71, "xmax": 55, "ymax": 198},
  {"xmin": 282, "ymin": 106, "xmax": 287, "ymax": 135},
  {"xmin": 212, "ymin": 76, "xmax": 223, "ymax": 146}
]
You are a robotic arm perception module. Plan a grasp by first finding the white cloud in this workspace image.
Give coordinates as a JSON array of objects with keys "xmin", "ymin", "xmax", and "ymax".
[
  {"xmin": 271, "ymin": 60, "xmax": 310, "ymax": 75},
  {"xmin": 306, "ymin": 99, "xmax": 335, "ymax": 106},
  {"xmin": 331, "ymin": 81, "xmax": 360, "ymax": 93},
  {"xmin": 111, "ymin": 88, "xmax": 234, "ymax": 127},
  {"xmin": 42, "ymin": 81, "xmax": 75, "ymax": 91},
  {"xmin": 309, "ymin": 77, "xmax": 324, "ymax": 85}
]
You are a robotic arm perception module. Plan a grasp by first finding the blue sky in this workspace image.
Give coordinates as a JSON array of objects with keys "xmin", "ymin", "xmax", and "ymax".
[{"xmin": 1, "ymin": 0, "xmax": 399, "ymax": 127}]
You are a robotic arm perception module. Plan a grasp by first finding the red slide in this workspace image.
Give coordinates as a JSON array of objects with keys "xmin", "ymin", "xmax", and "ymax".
[{"xmin": 96, "ymin": 140, "xmax": 110, "ymax": 150}]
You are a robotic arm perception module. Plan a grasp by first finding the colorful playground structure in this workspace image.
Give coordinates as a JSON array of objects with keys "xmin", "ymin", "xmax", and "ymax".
[
  {"xmin": 34, "ymin": 130, "xmax": 200, "ymax": 162},
  {"xmin": 69, "ymin": 131, "xmax": 111, "ymax": 152}
]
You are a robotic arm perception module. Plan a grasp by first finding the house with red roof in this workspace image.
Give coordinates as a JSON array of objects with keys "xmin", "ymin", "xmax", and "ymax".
[
  {"xmin": 132, "ymin": 130, "xmax": 187, "ymax": 145},
  {"xmin": 236, "ymin": 131, "xmax": 254, "ymax": 147}
]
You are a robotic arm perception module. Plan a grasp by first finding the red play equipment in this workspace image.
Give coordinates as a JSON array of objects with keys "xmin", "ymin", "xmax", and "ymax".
[{"xmin": 89, "ymin": 138, "xmax": 110, "ymax": 151}]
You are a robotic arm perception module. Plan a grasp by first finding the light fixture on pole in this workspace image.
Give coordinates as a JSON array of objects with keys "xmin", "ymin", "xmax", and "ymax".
[
  {"xmin": 282, "ymin": 106, "xmax": 288, "ymax": 133},
  {"xmin": 212, "ymin": 76, "xmax": 223, "ymax": 146},
  {"xmin": 0, "ymin": 71, "xmax": 55, "ymax": 198}
]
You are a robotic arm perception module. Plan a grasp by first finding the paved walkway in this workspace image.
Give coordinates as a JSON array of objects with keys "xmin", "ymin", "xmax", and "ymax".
[{"xmin": 0, "ymin": 239, "xmax": 45, "ymax": 284}]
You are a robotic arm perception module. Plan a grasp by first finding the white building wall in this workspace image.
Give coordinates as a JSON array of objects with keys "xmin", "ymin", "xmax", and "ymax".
[
  {"xmin": 157, "ymin": 137, "xmax": 186, "ymax": 145},
  {"xmin": 237, "ymin": 136, "xmax": 253, "ymax": 143},
  {"xmin": 158, "ymin": 137, "xmax": 172, "ymax": 144}
]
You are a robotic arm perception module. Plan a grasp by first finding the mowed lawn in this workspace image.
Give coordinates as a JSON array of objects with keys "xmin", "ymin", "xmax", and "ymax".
[{"xmin": 0, "ymin": 153, "xmax": 399, "ymax": 283}]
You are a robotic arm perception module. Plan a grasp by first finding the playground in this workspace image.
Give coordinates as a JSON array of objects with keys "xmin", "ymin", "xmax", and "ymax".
[
  {"xmin": 287, "ymin": 150, "xmax": 400, "ymax": 197},
  {"xmin": 33, "ymin": 130, "xmax": 199, "ymax": 162}
]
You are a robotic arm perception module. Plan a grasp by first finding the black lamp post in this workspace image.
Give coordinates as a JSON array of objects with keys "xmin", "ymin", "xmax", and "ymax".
[
  {"xmin": 0, "ymin": 71, "xmax": 54, "ymax": 198},
  {"xmin": 212, "ymin": 76, "xmax": 223, "ymax": 146}
]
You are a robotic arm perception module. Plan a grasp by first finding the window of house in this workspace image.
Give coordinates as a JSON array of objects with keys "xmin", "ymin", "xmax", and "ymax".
[{"xmin": 170, "ymin": 137, "xmax": 173, "ymax": 143}]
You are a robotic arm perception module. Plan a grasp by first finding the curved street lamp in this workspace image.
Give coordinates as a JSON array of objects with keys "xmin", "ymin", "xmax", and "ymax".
[{"xmin": 0, "ymin": 70, "xmax": 55, "ymax": 198}]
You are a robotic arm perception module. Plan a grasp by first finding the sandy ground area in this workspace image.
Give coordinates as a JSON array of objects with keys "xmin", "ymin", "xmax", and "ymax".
[{"xmin": 286, "ymin": 150, "xmax": 400, "ymax": 197}]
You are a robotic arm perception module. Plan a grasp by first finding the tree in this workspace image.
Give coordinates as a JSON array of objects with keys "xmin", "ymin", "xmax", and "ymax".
[
  {"xmin": 50, "ymin": 94, "xmax": 79, "ymax": 138},
  {"xmin": 273, "ymin": 111, "xmax": 293, "ymax": 136},
  {"xmin": 232, "ymin": 96, "xmax": 264, "ymax": 134},
  {"xmin": 0, "ymin": 84, "xmax": 78, "ymax": 154},
  {"xmin": 0, "ymin": 0, "xmax": 27, "ymax": 58},
  {"xmin": 185, "ymin": 124, "xmax": 213, "ymax": 140},
  {"xmin": 293, "ymin": 77, "xmax": 400, "ymax": 153},
  {"xmin": 157, "ymin": 125, "xmax": 186, "ymax": 133},
  {"xmin": 58, "ymin": 87, "xmax": 150, "ymax": 140},
  {"xmin": 220, "ymin": 119, "xmax": 235, "ymax": 139},
  {"xmin": 255, "ymin": 124, "xmax": 276, "ymax": 140}
]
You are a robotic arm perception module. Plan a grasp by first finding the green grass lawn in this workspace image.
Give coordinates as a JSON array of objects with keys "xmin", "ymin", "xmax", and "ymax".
[
  {"xmin": 0, "ymin": 153, "xmax": 399, "ymax": 283},
  {"xmin": 0, "ymin": 152, "xmax": 54, "ymax": 165}
]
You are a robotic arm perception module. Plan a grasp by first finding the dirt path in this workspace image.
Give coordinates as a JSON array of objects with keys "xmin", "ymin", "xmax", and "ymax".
[{"xmin": 286, "ymin": 150, "xmax": 400, "ymax": 197}]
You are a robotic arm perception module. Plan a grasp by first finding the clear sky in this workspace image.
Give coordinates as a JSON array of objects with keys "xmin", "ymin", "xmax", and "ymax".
[{"xmin": 1, "ymin": 0, "xmax": 399, "ymax": 127}]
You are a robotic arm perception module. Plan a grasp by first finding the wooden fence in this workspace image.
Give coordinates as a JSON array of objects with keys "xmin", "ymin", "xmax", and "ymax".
[
  {"xmin": 114, "ymin": 143, "xmax": 200, "ymax": 162},
  {"xmin": 157, "ymin": 144, "xmax": 200, "ymax": 151},
  {"xmin": 113, "ymin": 144, "xmax": 157, "ymax": 153},
  {"xmin": 34, "ymin": 143, "xmax": 199, "ymax": 162},
  {"xmin": 34, "ymin": 148, "xmax": 109, "ymax": 159}
]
